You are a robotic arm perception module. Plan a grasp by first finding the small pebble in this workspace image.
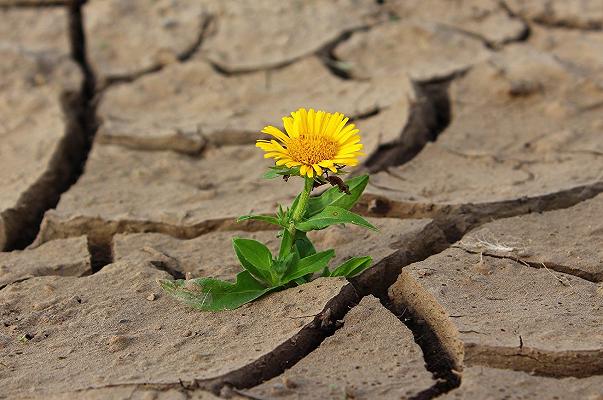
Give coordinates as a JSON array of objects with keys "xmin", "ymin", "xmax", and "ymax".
[{"xmin": 146, "ymin": 293, "xmax": 157, "ymax": 301}]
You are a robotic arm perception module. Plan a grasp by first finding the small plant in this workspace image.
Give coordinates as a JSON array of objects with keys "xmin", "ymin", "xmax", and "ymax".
[{"xmin": 160, "ymin": 108, "xmax": 376, "ymax": 311}]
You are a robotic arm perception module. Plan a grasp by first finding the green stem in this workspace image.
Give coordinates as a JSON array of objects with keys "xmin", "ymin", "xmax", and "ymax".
[
  {"xmin": 292, "ymin": 176, "xmax": 314, "ymax": 222},
  {"xmin": 287, "ymin": 176, "xmax": 313, "ymax": 246}
]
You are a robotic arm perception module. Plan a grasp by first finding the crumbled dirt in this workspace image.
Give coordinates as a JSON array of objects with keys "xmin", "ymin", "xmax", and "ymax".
[{"xmin": 2, "ymin": 0, "xmax": 603, "ymax": 398}]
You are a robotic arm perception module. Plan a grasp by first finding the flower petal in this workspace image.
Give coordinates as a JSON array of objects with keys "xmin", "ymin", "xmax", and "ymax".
[{"xmin": 261, "ymin": 126, "xmax": 289, "ymax": 143}]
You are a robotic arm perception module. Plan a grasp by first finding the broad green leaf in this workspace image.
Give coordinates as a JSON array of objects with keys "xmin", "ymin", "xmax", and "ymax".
[
  {"xmin": 295, "ymin": 206, "xmax": 377, "ymax": 232},
  {"xmin": 329, "ymin": 256, "xmax": 373, "ymax": 278},
  {"xmin": 293, "ymin": 231, "xmax": 316, "ymax": 258},
  {"xmin": 159, "ymin": 271, "xmax": 271, "ymax": 311},
  {"xmin": 306, "ymin": 175, "xmax": 368, "ymax": 217},
  {"xmin": 232, "ymin": 238, "xmax": 274, "ymax": 285},
  {"xmin": 237, "ymin": 214, "xmax": 282, "ymax": 226},
  {"xmin": 282, "ymin": 249, "xmax": 335, "ymax": 283}
]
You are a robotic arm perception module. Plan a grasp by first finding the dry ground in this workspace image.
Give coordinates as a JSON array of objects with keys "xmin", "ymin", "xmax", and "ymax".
[{"xmin": 1, "ymin": 0, "xmax": 603, "ymax": 399}]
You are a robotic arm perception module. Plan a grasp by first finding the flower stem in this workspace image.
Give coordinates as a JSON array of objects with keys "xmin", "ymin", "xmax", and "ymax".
[
  {"xmin": 292, "ymin": 176, "xmax": 313, "ymax": 222},
  {"xmin": 287, "ymin": 176, "xmax": 313, "ymax": 246}
]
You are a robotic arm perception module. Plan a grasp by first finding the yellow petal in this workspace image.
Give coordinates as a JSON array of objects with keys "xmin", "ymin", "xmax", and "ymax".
[
  {"xmin": 261, "ymin": 126, "xmax": 289, "ymax": 143},
  {"xmin": 298, "ymin": 108, "xmax": 308, "ymax": 134},
  {"xmin": 332, "ymin": 117, "xmax": 350, "ymax": 138},
  {"xmin": 307, "ymin": 109, "xmax": 316, "ymax": 135},
  {"xmin": 321, "ymin": 112, "xmax": 332, "ymax": 135},
  {"xmin": 313, "ymin": 164, "xmax": 323, "ymax": 175},
  {"xmin": 282, "ymin": 116, "xmax": 296, "ymax": 137},
  {"xmin": 336, "ymin": 125, "xmax": 358, "ymax": 142},
  {"xmin": 338, "ymin": 143, "xmax": 364, "ymax": 155},
  {"xmin": 314, "ymin": 110, "xmax": 324, "ymax": 135},
  {"xmin": 324, "ymin": 112, "xmax": 341, "ymax": 137},
  {"xmin": 318, "ymin": 160, "xmax": 335, "ymax": 168}
]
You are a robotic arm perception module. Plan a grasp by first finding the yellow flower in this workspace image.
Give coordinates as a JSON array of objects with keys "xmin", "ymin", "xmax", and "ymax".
[{"xmin": 256, "ymin": 108, "xmax": 364, "ymax": 178}]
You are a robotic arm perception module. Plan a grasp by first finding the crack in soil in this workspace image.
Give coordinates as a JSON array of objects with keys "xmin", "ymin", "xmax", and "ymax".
[
  {"xmin": 0, "ymin": 0, "xmax": 83, "ymax": 8},
  {"xmin": 100, "ymin": 13, "xmax": 215, "ymax": 90},
  {"xmin": 0, "ymin": 1, "xmax": 96, "ymax": 251},
  {"xmin": 5, "ymin": 2, "xmax": 603, "ymax": 396},
  {"xmin": 45, "ymin": 283, "xmax": 360, "ymax": 397},
  {"xmin": 357, "ymin": 179, "xmax": 603, "ymax": 222},
  {"xmin": 36, "ymin": 215, "xmax": 280, "ymax": 273},
  {"xmin": 363, "ymin": 79, "xmax": 452, "ymax": 173},
  {"xmin": 453, "ymin": 245, "xmax": 603, "ymax": 283}
]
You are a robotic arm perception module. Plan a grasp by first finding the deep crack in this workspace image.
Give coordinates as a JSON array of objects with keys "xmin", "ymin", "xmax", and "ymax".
[{"xmin": 364, "ymin": 79, "xmax": 452, "ymax": 173}]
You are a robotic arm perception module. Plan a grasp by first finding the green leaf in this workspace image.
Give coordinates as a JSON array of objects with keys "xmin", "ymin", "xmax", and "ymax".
[
  {"xmin": 295, "ymin": 206, "xmax": 377, "ymax": 232},
  {"xmin": 263, "ymin": 169, "xmax": 281, "ymax": 179},
  {"xmin": 306, "ymin": 175, "xmax": 368, "ymax": 217},
  {"xmin": 293, "ymin": 231, "xmax": 316, "ymax": 258},
  {"xmin": 273, "ymin": 251, "xmax": 297, "ymax": 277},
  {"xmin": 159, "ymin": 271, "xmax": 272, "ymax": 311},
  {"xmin": 263, "ymin": 165, "xmax": 301, "ymax": 179},
  {"xmin": 287, "ymin": 193, "xmax": 302, "ymax": 220},
  {"xmin": 281, "ymin": 249, "xmax": 335, "ymax": 283},
  {"xmin": 236, "ymin": 214, "xmax": 282, "ymax": 226},
  {"xmin": 278, "ymin": 229, "xmax": 294, "ymax": 259},
  {"xmin": 329, "ymin": 256, "xmax": 373, "ymax": 278},
  {"xmin": 232, "ymin": 238, "xmax": 274, "ymax": 285}
]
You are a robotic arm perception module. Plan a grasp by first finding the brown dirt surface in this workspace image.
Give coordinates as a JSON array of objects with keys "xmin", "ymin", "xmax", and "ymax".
[
  {"xmin": 363, "ymin": 44, "xmax": 603, "ymax": 219},
  {"xmin": 96, "ymin": 57, "xmax": 414, "ymax": 155},
  {"xmin": 2, "ymin": 0, "xmax": 603, "ymax": 398},
  {"xmin": 0, "ymin": 236, "xmax": 90, "ymax": 288},
  {"xmin": 334, "ymin": 20, "xmax": 490, "ymax": 81},
  {"xmin": 83, "ymin": 0, "xmax": 207, "ymax": 81},
  {"xmin": 248, "ymin": 296, "xmax": 436, "ymax": 399},
  {"xmin": 0, "ymin": 9, "xmax": 83, "ymax": 251},
  {"xmin": 197, "ymin": 0, "xmax": 383, "ymax": 72},
  {"xmin": 383, "ymin": 0, "xmax": 527, "ymax": 46},
  {"xmin": 0, "ymin": 257, "xmax": 356, "ymax": 398},
  {"xmin": 389, "ymin": 247, "xmax": 603, "ymax": 376},
  {"xmin": 35, "ymin": 143, "xmax": 301, "ymax": 246},
  {"xmin": 112, "ymin": 218, "xmax": 431, "ymax": 281},
  {"xmin": 506, "ymin": 0, "xmax": 603, "ymax": 30},
  {"xmin": 457, "ymin": 193, "xmax": 603, "ymax": 282},
  {"xmin": 440, "ymin": 366, "xmax": 603, "ymax": 400}
]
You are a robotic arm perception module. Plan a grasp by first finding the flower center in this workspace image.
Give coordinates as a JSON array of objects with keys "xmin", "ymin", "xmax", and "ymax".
[{"xmin": 287, "ymin": 134, "xmax": 339, "ymax": 165}]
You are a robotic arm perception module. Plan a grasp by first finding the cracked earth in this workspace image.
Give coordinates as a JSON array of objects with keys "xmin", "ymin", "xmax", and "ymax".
[{"xmin": 1, "ymin": 0, "xmax": 602, "ymax": 399}]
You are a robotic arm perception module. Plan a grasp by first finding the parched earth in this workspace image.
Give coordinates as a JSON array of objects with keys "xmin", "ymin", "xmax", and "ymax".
[{"xmin": 1, "ymin": 0, "xmax": 603, "ymax": 399}]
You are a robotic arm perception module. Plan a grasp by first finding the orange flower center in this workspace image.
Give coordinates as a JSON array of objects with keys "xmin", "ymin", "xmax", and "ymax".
[{"xmin": 286, "ymin": 134, "xmax": 339, "ymax": 165}]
